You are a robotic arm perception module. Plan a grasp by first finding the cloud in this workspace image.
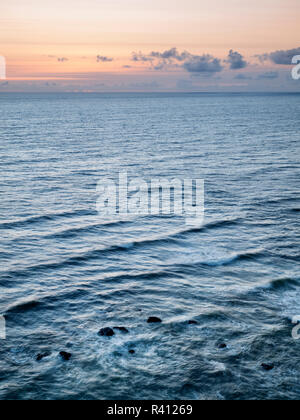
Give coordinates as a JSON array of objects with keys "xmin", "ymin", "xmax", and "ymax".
[
  {"xmin": 150, "ymin": 48, "xmax": 190, "ymax": 62},
  {"xmin": 269, "ymin": 47, "xmax": 300, "ymax": 65},
  {"xmin": 131, "ymin": 52, "xmax": 153, "ymax": 62},
  {"xmin": 131, "ymin": 48, "xmax": 189, "ymax": 64},
  {"xmin": 147, "ymin": 48, "xmax": 192, "ymax": 70},
  {"xmin": 57, "ymin": 57, "xmax": 68, "ymax": 62},
  {"xmin": 254, "ymin": 53, "xmax": 269, "ymax": 64},
  {"xmin": 123, "ymin": 65, "xmax": 132, "ymax": 69},
  {"xmin": 130, "ymin": 48, "xmax": 224, "ymax": 75},
  {"xmin": 130, "ymin": 48, "xmax": 223, "ymax": 75},
  {"xmin": 153, "ymin": 63, "xmax": 165, "ymax": 71},
  {"xmin": 257, "ymin": 47, "xmax": 300, "ymax": 65},
  {"xmin": 234, "ymin": 74, "xmax": 252, "ymax": 80},
  {"xmin": 257, "ymin": 71, "xmax": 279, "ymax": 79},
  {"xmin": 226, "ymin": 50, "xmax": 247, "ymax": 70},
  {"xmin": 183, "ymin": 54, "xmax": 223, "ymax": 74},
  {"xmin": 97, "ymin": 55, "xmax": 113, "ymax": 63}
]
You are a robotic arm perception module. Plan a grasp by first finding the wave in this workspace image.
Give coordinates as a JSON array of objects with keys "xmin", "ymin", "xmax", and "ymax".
[
  {"xmin": 20, "ymin": 216, "xmax": 241, "ymax": 243},
  {"xmin": 268, "ymin": 277, "xmax": 299, "ymax": 290},
  {"xmin": 4, "ymin": 270, "xmax": 182, "ymax": 316},
  {"xmin": 0, "ymin": 238, "xmax": 180, "ymax": 279},
  {"xmin": 6, "ymin": 246, "xmax": 263, "ymax": 280},
  {"xmin": 268, "ymin": 251, "xmax": 300, "ymax": 262},
  {"xmin": 0, "ymin": 209, "xmax": 95, "ymax": 230},
  {"xmin": 5, "ymin": 299, "xmax": 41, "ymax": 315},
  {"xmin": 236, "ymin": 277, "xmax": 300, "ymax": 301},
  {"xmin": 92, "ymin": 268, "xmax": 184, "ymax": 285},
  {"xmin": 161, "ymin": 217, "xmax": 242, "ymax": 240},
  {"xmin": 43, "ymin": 220, "xmax": 130, "ymax": 240},
  {"xmin": 201, "ymin": 218, "xmax": 241, "ymax": 231},
  {"xmin": 179, "ymin": 248, "xmax": 265, "ymax": 268},
  {"xmin": 262, "ymin": 196, "xmax": 299, "ymax": 206},
  {"xmin": 5, "ymin": 288, "xmax": 90, "ymax": 316},
  {"xmin": 0, "ymin": 218, "xmax": 253, "ymax": 280}
]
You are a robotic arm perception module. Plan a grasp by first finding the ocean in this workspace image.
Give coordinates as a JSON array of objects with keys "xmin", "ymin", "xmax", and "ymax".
[{"xmin": 0, "ymin": 92, "xmax": 299, "ymax": 400}]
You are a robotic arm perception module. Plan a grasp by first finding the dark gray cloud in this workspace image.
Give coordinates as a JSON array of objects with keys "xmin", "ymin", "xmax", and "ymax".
[
  {"xmin": 258, "ymin": 71, "xmax": 279, "ymax": 79},
  {"xmin": 131, "ymin": 52, "xmax": 153, "ymax": 62},
  {"xmin": 131, "ymin": 48, "xmax": 191, "ymax": 71},
  {"xmin": 256, "ymin": 47, "xmax": 300, "ymax": 65},
  {"xmin": 183, "ymin": 54, "xmax": 223, "ymax": 74},
  {"xmin": 226, "ymin": 50, "xmax": 247, "ymax": 70},
  {"xmin": 57, "ymin": 57, "xmax": 68, "ymax": 62},
  {"xmin": 131, "ymin": 48, "xmax": 223, "ymax": 74},
  {"xmin": 269, "ymin": 47, "xmax": 300, "ymax": 65},
  {"xmin": 97, "ymin": 55, "xmax": 113, "ymax": 63},
  {"xmin": 123, "ymin": 65, "xmax": 132, "ymax": 69},
  {"xmin": 132, "ymin": 48, "xmax": 188, "ymax": 63},
  {"xmin": 150, "ymin": 48, "xmax": 190, "ymax": 62}
]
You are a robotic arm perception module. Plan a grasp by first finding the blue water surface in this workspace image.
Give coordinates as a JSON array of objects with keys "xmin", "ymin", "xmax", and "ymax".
[{"xmin": 0, "ymin": 92, "xmax": 299, "ymax": 400}]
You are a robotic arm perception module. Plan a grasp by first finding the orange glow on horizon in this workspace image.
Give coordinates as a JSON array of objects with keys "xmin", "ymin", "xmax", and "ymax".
[{"xmin": 1, "ymin": 0, "xmax": 299, "ymax": 91}]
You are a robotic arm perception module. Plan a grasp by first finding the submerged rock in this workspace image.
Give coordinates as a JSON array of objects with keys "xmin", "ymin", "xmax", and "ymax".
[
  {"xmin": 188, "ymin": 320, "xmax": 198, "ymax": 325},
  {"xmin": 218, "ymin": 343, "xmax": 227, "ymax": 349},
  {"xmin": 36, "ymin": 352, "xmax": 51, "ymax": 361},
  {"xmin": 147, "ymin": 317, "xmax": 162, "ymax": 323},
  {"xmin": 60, "ymin": 351, "xmax": 72, "ymax": 361},
  {"xmin": 262, "ymin": 363, "xmax": 274, "ymax": 371},
  {"xmin": 113, "ymin": 327, "xmax": 129, "ymax": 333},
  {"xmin": 98, "ymin": 327, "xmax": 115, "ymax": 337}
]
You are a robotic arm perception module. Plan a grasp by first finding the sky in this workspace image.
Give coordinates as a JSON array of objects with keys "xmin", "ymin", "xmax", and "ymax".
[{"xmin": 0, "ymin": 0, "xmax": 300, "ymax": 92}]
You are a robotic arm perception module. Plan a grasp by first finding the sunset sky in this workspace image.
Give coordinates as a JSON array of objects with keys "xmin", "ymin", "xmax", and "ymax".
[{"xmin": 1, "ymin": 0, "xmax": 300, "ymax": 91}]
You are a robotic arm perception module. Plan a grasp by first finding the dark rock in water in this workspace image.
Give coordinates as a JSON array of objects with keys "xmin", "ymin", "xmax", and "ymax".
[
  {"xmin": 36, "ymin": 352, "xmax": 51, "ymax": 361},
  {"xmin": 262, "ymin": 363, "xmax": 274, "ymax": 371},
  {"xmin": 188, "ymin": 320, "xmax": 198, "ymax": 325},
  {"xmin": 98, "ymin": 327, "xmax": 115, "ymax": 337},
  {"xmin": 113, "ymin": 327, "xmax": 129, "ymax": 333},
  {"xmin": 218, "ymin": 343, "xmax": 227, "ymax": 349},
  {"xmin": 129, "ymin": 350, "xmax": 135, "ymax": 354},
  {"xmin": 147, "ymin": 317, "xmax": 162, "ymax": 323},
  {"xmin": 60, "ymin": 351, "xmax": 72, "ymax": 361}
]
